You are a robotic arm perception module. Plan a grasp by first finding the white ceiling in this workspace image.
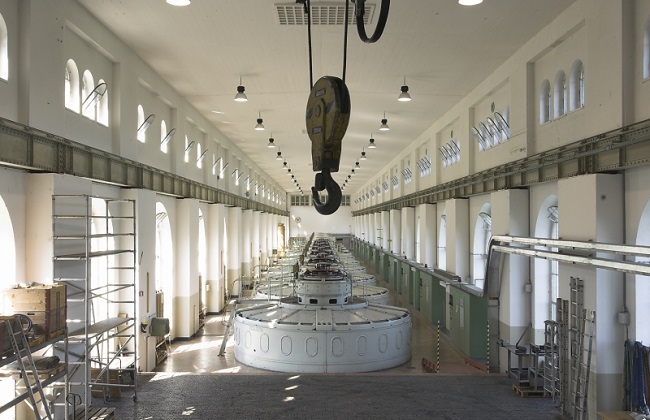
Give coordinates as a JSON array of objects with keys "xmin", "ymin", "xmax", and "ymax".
[{"xmin": 77, "ymin": 0, "xmax": 575, "ymax": 197}]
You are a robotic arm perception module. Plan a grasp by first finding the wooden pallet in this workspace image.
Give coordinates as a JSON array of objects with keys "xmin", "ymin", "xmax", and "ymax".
[
  {"xmin": 512, "ymin": 384, "xmax": 549, "ymax": 398},
  {"xmin": 73, "ymin": 406, "xmax": 115, "ymax": 419}
]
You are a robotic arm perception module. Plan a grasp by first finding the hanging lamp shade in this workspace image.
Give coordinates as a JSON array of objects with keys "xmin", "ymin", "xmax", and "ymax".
[
  {"xmin": 255, "ymin": 112, "xmax": 265, "ymax": 130},
  {"xmin": 267, "ymin": 136, "xmax": 276, "ymax": 148},
  {"xmin": 234, "ymin": 76, "xmax": 247, "ymax": 102},
  {"xmin": 379, "ymin": 112, "xmax": 389, "ymax": 131},
  {"xmin": 276, "ymin": 151, "xmax": 283, "ymax": 160},
  {"xmin": 360, "ymin": 149, "xmax": 367, "ymax": 160},
  {"xmin": 398, "ymin": 77, "xmax": 412, "ymax": 102},
  {"xmin": 368, "ymin": 135, "xmax": 376, "ymax": 149}
]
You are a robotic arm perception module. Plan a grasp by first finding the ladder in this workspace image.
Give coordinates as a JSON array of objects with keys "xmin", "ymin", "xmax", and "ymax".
[
  {"xmin": 557, "ymin": 298, "xmax": 570, "ymax": 413},
  {"xmin": 3, "ymin": 317, "xmax": 53, "ymax": 420},
  {"xmin": 569, "ymin": 277, "xmax": 585, "ymax": 415},
  {"xmin": 572, "ymin": 310, "xmax": 596, "ymax": 420},
  {"xmin": 542, "ymin": 319, "xmax": 559, "ymax": 399}
]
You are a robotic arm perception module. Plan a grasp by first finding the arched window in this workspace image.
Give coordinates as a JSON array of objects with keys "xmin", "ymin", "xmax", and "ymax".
[
  {"xmin": 96, "ymin": 79, "xmax": 109, "ymax": 126},
  {"xmin": 569, "ymin": 60, "xmax": 585, "ymax": 111},
  {"xmin": 553, "ymin": 70, "xmax": 567, "ymax": 118},
  {"xmin": 0, "ymin": 13, "xmax": 8, "ymax": 80},
  {"xmin": 539, "ymin": 79, "xmax": 551, "ymax": 124},
  {"xmin": 643, "ymin": 19, "xmax": 650, "ymax": 79},
  {"xmin": 160, "ymin": 120, "xmax": 168, "ymax": 153},
  {"xmin": 81, "ymin": 70, "xmax": 95, "ymax": 120},
  {"xmin": 472, "ymin": 204, "xmax": 491, "ymax": 290},
  {"xmin": 137, "ymin": 105, "xmax": 146, "ymax": 142},
  {"xmin": 65, "ymin": 59, "xmax": 80, "ymax": 113},
  {"xmin": 438, "ymin": 214, "xmax": 447, "ymax": 270},
  {"xmin": 184, "ymin": 135, "xmax": 190, "ymax": 162}
]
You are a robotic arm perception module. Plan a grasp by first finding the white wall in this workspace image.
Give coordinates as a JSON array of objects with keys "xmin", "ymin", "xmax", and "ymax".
[{"xmin": 288, "ymin": 205, "xmax": 353, "ymax": 237}]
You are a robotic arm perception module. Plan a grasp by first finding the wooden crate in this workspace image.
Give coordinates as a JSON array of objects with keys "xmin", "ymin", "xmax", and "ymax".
[
  {"xmin": 5, "ymin": 283, "xmax": 66, "ymax": 312},
  {"xmin": 5, "ymin": 284, "xmax": 67, "ymax": 336}
]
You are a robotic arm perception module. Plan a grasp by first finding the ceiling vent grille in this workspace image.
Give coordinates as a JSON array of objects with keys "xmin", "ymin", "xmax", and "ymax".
[{"xmin": 276, "ymin": 2, "xmax": 375, "ymax": 26}]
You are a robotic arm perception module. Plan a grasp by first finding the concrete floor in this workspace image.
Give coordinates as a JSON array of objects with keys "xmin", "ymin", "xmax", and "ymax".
[{"xmin": 99, "ymin": 268, "xmax": 563, "ymax": 419}]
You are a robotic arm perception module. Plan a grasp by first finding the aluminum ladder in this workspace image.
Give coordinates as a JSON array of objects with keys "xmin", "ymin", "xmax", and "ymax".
[
  {"xmin": 4, "ymin": 317, "xmax": 53, "ymax": 420},
  {"xmin": 572, "ymin": 310, "xmax": 595, "ymax": 420}
]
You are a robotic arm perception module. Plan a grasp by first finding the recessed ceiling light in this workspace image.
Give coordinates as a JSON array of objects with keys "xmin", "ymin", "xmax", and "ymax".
[
  {"xmin": 211, "ymin": 110, "xmax": 225, "ymax": 114},
  {"xmin": 167, "ymin": 0, "xmax": 191, "ymax": 6},
  {"xmin": 458, "ymin": 0, "xmax": 483, "ymax": 5}
]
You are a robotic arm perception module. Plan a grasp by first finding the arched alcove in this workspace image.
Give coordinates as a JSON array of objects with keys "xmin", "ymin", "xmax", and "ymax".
[
  {"xmin": 438, "ymin": 214, "xmax": 446, "ymax": 270},
  {"xmin": 532, "ymin": 195, "xmax": 559, "ymax": 339},
  {"xmin": 472, "ymin": 203, "xmax": 491, "ymax": 290},
  {"xmin": 0, "ymin": 194, "xmax": 17, "ymax": 315},
  {"xmin": 155, "ymin": 202, "xmax": 173, "ymax": 331},
  {"xmin": 634, "ymin": 199, "xmax": 650, "ymax": 343},
  {"xmin": 198, "ymin": 209, "xmax": 207, "ymax": 316}
]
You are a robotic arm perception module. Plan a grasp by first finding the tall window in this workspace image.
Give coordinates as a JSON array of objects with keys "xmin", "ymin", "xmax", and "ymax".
[
  {"xmin": 569, "ymin": 60, "xmax": 585, "ymax": 111},
  {"xmin": 96, "ymin": 79, "xmax": 109, "ymax": 126},
  {"xmin": 137, "ymin": 105, "xmax": 146, "ymax": 142},
  {"xmin": 643, "ymin": 19, "xmax": 650, "ymax": 79},
  {"xmin": 539, "ymin": 79, "xmax": 551, "ymax": 124},
  {"xmin": 65, "ymin": 59, "xmax": 80, "ymax": 113},
  {"xmin": 160, "ymin": 120, "xmax": 168, "ymax": 153},
  {"xmin": 438, "ymin": 214, "xmax": 447, "ymax": 270},
  {"xmin": 0, "ymin": 13, "xmax": 8, "ymax": 80},
  {"xmin": 184, "ymin": 135, "xmax": 191, "ymax": 162},
  {"xmin": 196, "ymin": 143, "xmax": 203, "ymax": 168},
  {"xmin": 554, "ymin": 71, "xmax": 567, "ymax": 118},
  {"xmin": 81, "ymin": 70, "xmax": 95, "ymax": 120}
]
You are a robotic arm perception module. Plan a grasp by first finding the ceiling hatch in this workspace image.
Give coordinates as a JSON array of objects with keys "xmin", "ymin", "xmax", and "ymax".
[{"xmin": 276, "ymin": 2, "xmax": 375, "ymax": 26}]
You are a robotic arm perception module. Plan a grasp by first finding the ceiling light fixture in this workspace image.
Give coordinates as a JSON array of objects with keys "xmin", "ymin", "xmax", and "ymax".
[
  {"xmin": 166, "ymin": 0, "xmax": 191, "ymax": 6},
  {"xmin": 360, "ymin": 149, "xmax": 367, "ymax": 161},
  {"xmin": 379, "ymin": 112, "xmax": 390, "ymax": 131},
  {"xmin": 254, "ymin": 111, "xmax": 265, "ymax": 130},
  {"xmin": 458, "ymin": 0, "xmax": 483, "ymax": 5},
  {"xmin": 234, "ymin": 76, "xmax": 248, "ymax": 102},
  {"xmin": 368, "ymin": 135, "xmax": 376, "ymax": 149},
  {"xmin": 267, "ymin": 134, "xmax": 276, "ymax": 148},
  {"xmin": 276, "ymin": 151, "xmax": 283, "ymax": 161},
  {"xmin": 398, "ymin": 77, "xmax": 412, "ymax": 102},
  {"xmin": 355, "ymin": 161, "xmax": 361, "ymax": 169}
]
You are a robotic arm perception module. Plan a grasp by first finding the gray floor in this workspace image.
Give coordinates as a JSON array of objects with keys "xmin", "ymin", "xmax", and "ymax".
[{"xmin": 98, "ymin": 270, "xmax": 563, "ymax": 419}]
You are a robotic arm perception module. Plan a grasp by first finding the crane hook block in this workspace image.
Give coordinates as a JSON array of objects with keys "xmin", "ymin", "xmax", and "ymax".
[
  {"xmin": 305, "ymin": 76, "xmax": 350, "ymax": 172},
  {"xmin": 306, "ymin": 76, "xmax": 350, "ymax": 215}
]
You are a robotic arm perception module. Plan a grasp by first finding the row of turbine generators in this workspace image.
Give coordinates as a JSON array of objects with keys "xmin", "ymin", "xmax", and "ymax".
[{"xmin": 232, "ymin": 233, "xmax": 412, "ymax": 373}]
